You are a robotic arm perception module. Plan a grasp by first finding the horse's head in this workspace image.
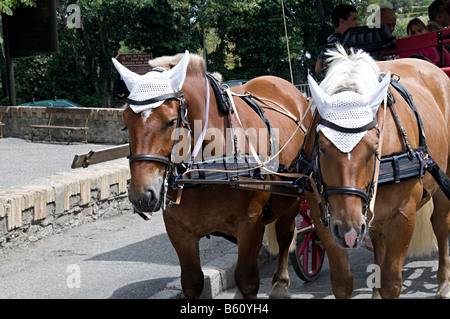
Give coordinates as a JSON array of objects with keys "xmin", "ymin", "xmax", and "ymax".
[
  {"xmin": 308, "ymin": 45, "xmax": 390, "ymax": 248},
  {"xmin": 114, "ymin": 51, "xmax": 192, "ymax": 214}
]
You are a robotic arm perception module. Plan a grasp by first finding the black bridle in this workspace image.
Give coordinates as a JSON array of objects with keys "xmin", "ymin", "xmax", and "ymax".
[
  {"xmin": 312, "ymin": 116, "xmax": 379, "ymax": 227},
  {"xmin": 126, "ymin": 91, "xmax": 188, "ymax": 166},
  {"xmin": 126, "ymin": 90, "xmax": 190, "ymax": 216}
]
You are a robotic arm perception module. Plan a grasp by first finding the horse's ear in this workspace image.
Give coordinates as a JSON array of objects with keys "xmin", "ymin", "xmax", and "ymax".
[
  {"xmin": 308, "ymin": 74, "xmax": 329, "ymax": 116},
  {"xmin": 112, "ymin": 58, "xmax": 141, "ymax": 93},
  {"xmin": 167, "ymin": 50, "xmax": 190, "ymax": 92},
  {"xmin": 367, "ymin": 71, "xmax": 391, "ymax": 117}
]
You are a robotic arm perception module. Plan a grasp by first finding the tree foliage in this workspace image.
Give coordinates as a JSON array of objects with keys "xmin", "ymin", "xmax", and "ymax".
[
  {"xmin": 1, "ymin": 0, "xmax": 435, "ymax": 107},
  {"xmin": 0, "ymin": 0, "xmax": 36, "ymax": 15}
]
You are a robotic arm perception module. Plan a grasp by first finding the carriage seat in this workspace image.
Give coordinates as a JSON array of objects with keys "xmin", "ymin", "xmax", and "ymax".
[{"xmin": 340, "ymin": 25, "xmax": 396, "ymax": 60}]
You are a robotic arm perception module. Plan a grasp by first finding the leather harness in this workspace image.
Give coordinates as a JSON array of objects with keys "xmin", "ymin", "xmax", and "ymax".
[{"xmin": 125, "ymin": 72, "xmax": 450, "ymax": 225}]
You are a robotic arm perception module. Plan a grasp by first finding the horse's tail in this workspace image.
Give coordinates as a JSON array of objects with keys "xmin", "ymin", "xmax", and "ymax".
[
  {"xmin": 263, "ymin": 220, "xmax": 297, "ymax": 255},
  {"xmin": 407, "ymin": 200, "xmax": 437, "ymax": 257}
]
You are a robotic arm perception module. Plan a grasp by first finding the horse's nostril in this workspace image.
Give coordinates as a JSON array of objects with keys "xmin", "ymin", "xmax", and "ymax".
[
  {"xmin": 360, "ymin": 222, "xmax": 366, "ymax": 236},
  {"xmin": 332, "ymin": 222, "xmax": 341, "ymax": 240},
  {"xmin": 128, "ymin": 184, "xmax": 161, "ymax": 213},
  {"xmin": 143, "ymin": 186, "xmax": 157, "ymax": 202}
]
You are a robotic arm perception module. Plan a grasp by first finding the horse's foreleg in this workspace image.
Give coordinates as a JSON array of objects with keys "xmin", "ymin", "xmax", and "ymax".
[
  {"xmin": 323, "ymin": 239, "xmax": 354, "ymax": 298},
  {"xmin": 373, "ymin": 206, "xmax": 416, "ymax": 299},
  {"xmin": 307, "ymin": 196, "xmax": 354, "ymax": 298},
  {"xmin": 163, "ymin": 212, "xmax": 203, "ymax": 299},
  {"xmin": 431, "ymin": 189, "xmax": 450, "ymax": 299},
  {"xmin": 234, "ymin": 224, "xmax": 263, "ymax": 299},
  {"xmin": 268, "ymin": 200, "xmax": 299, "ymax": 299},
  {"xmin": 234, "ymin": 194, "xmax": 267, "ymax": 299}
]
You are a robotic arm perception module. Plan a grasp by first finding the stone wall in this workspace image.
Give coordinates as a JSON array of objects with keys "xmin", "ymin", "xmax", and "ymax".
[
  {"xmin": 0, "ymin": 158, "xmax": 132, "ymax": 249},
  {"xmin": 1, "ymin": 106, "xmax": 128, "ymax": 144}
]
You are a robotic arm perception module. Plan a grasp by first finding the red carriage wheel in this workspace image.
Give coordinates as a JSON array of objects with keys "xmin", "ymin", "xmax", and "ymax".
[{"xmin": 289, "ymin": 200, "xmax": 326, "ymax": 282}]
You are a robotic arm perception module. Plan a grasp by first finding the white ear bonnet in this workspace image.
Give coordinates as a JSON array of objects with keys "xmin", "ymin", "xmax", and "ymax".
[
  {"xmin": 308, "ymin": 72, "xmax": 390, "ymax": 153},
  {"xmin": 112, "ymin": 50, "xmax": 190, "ymax": 113}
]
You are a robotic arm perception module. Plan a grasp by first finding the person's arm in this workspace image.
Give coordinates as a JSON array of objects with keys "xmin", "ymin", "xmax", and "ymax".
[{"xmin": 315, "ymin": 56, "xmax": 324, "ymax": 73}]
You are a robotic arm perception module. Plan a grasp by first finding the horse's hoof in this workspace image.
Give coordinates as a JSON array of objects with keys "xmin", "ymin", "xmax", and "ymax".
[
  {"xmin": 269, "ymin": 282, "xmax": 291, "ymax": 299},
  {"xmin": 436, "ymin": 281, "xmax": 450, "ymax": 299},
  {"xmin": 233, "ymin": 289, "xmax": 244, "ymax": 299},
  {"xmin": 371, "ymin": 288, "xmax": 382, "ymax": 299}
]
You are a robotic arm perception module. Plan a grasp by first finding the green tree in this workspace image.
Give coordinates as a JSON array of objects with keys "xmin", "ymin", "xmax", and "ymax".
[
  {"xmin": 125, "ymin": 0, "xmax": 202, "ymax": 57},
  {"xmin": 0, "ymin": 0, "xmax": 36, "ymax": 15},
  {"xmin": 71, "ymin": 0, "xmax": 154, "ymax": 107},
  {"xmin": 199, "ymin": 0, "xmax": 305, "ymax": 82},
  {"xmin": 3, "ymin": 0, "xmax": 203, "ymax": 107}
]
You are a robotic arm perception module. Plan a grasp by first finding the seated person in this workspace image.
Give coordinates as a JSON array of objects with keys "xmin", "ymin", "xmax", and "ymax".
[
  {"xmin": 314, "ymin": 4, "xmax": 358, "ymax": 73},
  {"xmin": 399, "ymin": 18, "xmax": 450, "ymax": 67}
]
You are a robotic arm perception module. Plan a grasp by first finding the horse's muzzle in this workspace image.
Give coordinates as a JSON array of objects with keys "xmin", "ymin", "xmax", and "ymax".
[
  {"xmin": 128, "ymin": 184, "xmax": 162, "ymax": 213},
  {"xmin": 332, "ymin": 221, "xmax": 366, "ymax": 249}
]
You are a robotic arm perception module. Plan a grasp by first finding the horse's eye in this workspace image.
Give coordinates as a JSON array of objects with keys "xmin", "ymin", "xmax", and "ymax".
[
  {"xmin": 167, "ymin": 119, "xmax": 177, "ymax": 128},
  {"xmin": 319, "ymin": 144, "xmax": 326, "ymax": 155}
]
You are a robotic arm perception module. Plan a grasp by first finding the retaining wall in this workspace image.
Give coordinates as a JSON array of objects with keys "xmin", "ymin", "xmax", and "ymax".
[
  {"xmin": 0, "ymin": 107, "xmax": 137, "ymax": 249},
  {"xmin": 1, "ymin": 106, "xmax": 128, "ymax": 144},
  {"xmin": 0, "ymin": 158, "xmax": 132, "ymax": 249}
]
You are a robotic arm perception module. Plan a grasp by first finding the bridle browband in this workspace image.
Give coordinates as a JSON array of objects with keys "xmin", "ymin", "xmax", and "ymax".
[
  {"xmin": 126, "ymin": 91, "xmax": 183, "ymax": 106},
  {"xmin": 317, "ymin": 118, "xmax": 378, "ymax": 134}
]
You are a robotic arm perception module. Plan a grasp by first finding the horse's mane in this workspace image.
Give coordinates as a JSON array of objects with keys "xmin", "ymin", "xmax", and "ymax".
[
  {"xmin": 320, "ymin": 44, "xmax": 381, "ymax": 95},
  {"xmin": 148, "ymin": 52, "xmax": 206, "ymax": 78}
]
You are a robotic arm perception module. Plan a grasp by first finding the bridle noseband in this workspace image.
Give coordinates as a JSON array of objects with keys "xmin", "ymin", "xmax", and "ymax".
[{"xmin": 128, "ymin": 154, "xmax": 171, "ymax": 166}]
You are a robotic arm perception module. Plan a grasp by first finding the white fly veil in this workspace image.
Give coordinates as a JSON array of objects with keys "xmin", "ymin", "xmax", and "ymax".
[
  {"xmin": 112, "ymin": 50, "xmax": 190, "ymax": 113},
  {"xmin": 308, "ymin": 72, "xmax": 391, "ymax": 153}
]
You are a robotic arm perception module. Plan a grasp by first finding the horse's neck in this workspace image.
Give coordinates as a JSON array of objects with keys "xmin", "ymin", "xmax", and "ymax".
[{"xmin": 184, "ymin": 75, "xmax": 220, "ymax": 127}]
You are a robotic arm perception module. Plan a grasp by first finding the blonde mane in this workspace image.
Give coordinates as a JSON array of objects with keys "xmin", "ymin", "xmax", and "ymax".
[
  {"xmin": 320, "ymin": 44, "xmax": 381, "ymax": 95},
  {"xmin": 148, "ymin": 52, "xmax": 206, "ymax": 78}
]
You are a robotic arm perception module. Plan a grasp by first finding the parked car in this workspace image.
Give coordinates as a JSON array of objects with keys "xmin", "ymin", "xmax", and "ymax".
[
  {"xmin": 223, "ymin": 79, "xmax": 248, "ymax": 88},
  {"xmin": 19, "ymin": 99, "xmax": 83, "ymax": 108}
]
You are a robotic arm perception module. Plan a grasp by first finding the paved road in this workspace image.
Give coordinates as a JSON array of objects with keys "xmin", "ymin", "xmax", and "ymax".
[
  {"xmin": 0, "ymin": 138, "xmax": 114, "ymax": 189},
  {"xmin": 0, "ymin": 209, "xmax": 235, "ymax": 298},
  {"xmin": 216, "ymin": 247, "xmax": 441, "ymax": 299}
]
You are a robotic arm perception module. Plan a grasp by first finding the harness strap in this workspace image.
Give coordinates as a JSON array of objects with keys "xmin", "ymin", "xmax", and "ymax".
[
  {"xmin": 206, "ymin": 73, "xmax": 233, "ymax": 114},
  {"xmin": 239, "ymin": 95, "xmax": 279, "ymax": 163},
  {"xmin": 425, "ymin": 156, "xmax": 450, "ymax": 199},
  {"xmin": 388, "ymin": 99, "xmax": 416, "ymax": 158},
  {"xmin": 389, "ymin": 79, "xmax": 427, "ymax": 148},
  {"xmin": 190, "ymin": 77, "xmax": 210, "ymax": 163}
]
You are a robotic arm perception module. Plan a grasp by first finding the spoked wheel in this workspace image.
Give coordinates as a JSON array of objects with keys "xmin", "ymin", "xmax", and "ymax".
[{"xmin": 289, "ymin": 200, "xmax": 326, "ymax": 282}]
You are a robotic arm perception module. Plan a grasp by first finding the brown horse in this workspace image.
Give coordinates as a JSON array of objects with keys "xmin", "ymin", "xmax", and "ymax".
[
  {"xmin": 302, "ymin": 45, "xmax": 450, "ymax": 298},
  {"xmin": 115, "ymin": 51, "xmax": 310, "ymax": 298}
]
